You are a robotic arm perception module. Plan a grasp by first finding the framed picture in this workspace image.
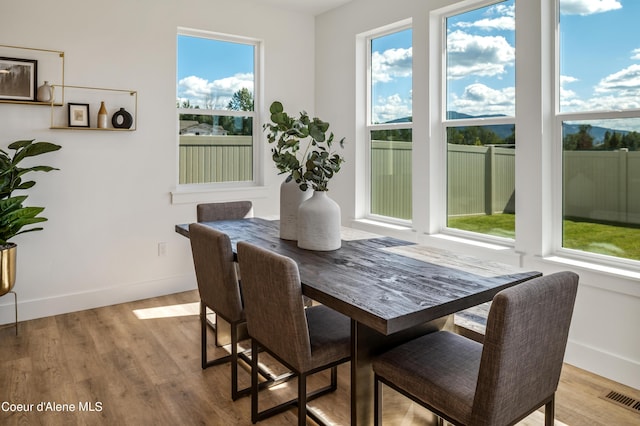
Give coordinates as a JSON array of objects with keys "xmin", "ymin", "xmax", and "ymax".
[
  {"xmin": 68, "ymin": 103, "xmax": 90, "ymax": 127},
  {"xmin": 0, "ymin": 57, "xmax": 38, "ymax": 101}
]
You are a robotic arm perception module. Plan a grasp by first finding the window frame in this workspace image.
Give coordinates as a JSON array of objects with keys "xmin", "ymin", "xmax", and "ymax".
[
  {"xmin": 364, "ymin": 21, "xmax": 414, "ymax": 226},
  {"xmin": 552, "ymin": 0, "xmax": 640, "ymax": 269},
  {"xmin": 436, "ymin": 0, "xmax": 517, "ymax": 246},
  {"xmin": 176, "ymin": 27, "xmax": 262, "ymax": 191}
]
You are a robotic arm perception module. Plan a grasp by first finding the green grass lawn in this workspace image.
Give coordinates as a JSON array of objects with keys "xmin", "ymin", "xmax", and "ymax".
[{"xmin": 448, "ymin": 213, "xmax": 640, "ymax": 261}]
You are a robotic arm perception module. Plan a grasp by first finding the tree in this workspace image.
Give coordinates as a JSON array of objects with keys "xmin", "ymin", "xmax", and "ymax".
[
  {"xmin": 227, "ymin": 88, "xmax": 254, "ymax": 111},
  {"xmin": 624, "ymin": 132, "xmax": 639, "ymax": 151},
  {"xmin": 563, "ymin": 124, "xmax": 593, "ymax": 150}
]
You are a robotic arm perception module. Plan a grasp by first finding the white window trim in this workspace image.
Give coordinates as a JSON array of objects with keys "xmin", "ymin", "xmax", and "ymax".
[
  {"xmin": 430, "ymin": 0, "xmax": 517, "ymax": 248},
  {"xmin": 355, "ymin": 0, "xmax": 640, "ymax": 275},
  {"xmin": 175, "ymin": 27, "xmax": 263, "ymax": 194},
  {"xmin": 361, "ymin": 20, "xmax": 413, "ymax": 226},
  {"xmin": 549, "ymin": 0, "xmax": 640, "ymax": 272}
]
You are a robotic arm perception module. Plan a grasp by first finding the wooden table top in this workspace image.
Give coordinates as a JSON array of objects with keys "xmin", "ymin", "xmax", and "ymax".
[{"xmin": 176, "ymin": 218, "xmax": 541, "ymax": 335}]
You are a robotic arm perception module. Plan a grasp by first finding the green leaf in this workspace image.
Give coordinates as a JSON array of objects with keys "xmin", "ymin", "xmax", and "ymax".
[
  {"xmin": 6, "ymin": 139, "xmax": 35, "ymax": 150},
  {"xmin": 269, "ymin": 101, "xmax": 283, "ymax": 114},
  {"xmin": 15, "ymin": 181, "xmax": 35, "ymax": 190},
  {"xmin": 12, "ymin": 141, "xmax": 61, "ymax": 165}
]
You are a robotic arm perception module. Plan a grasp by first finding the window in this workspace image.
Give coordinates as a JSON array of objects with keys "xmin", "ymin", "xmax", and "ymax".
[
  {"xmin": 367, "ymin": 27, "xmax": 413, "ymax": 221},
  {"xmin": 444, "ymin": 0, "xmax": 516, "ymax": 240},
  {"xmin": 558, "ymin": 0, "xmax": 640, "ymax": 262},
  {"xmin": 177, "ymin": 29, "xmax": 259, "ymax": 185}
]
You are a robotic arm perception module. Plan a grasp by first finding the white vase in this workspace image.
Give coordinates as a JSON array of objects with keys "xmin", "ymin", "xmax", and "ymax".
[
  {"xmin": 36, "ymin": 81, "xmax": 53, "ymax": 103},
  {"xmin": 297, "ymin": 191, "xmax": 341, "ymax": 251},
  {"xmin": 279, "ymin": 177, "xmax": 311, "ymax": 240}
]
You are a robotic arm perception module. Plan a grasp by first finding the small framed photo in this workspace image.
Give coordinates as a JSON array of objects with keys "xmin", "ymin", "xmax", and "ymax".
[
  {"xmin": 0, "ymin": 57, "xmax": 38, "ymax": 101},
  {"xmin": 68, "ymin": 103, "xmax": 90, "ymax": 127}
]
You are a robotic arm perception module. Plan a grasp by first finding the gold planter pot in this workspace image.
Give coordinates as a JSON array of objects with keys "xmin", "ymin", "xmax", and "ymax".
[{"xmin": 0, "ymin": 243, "xmax": 17, "ymax": 297}]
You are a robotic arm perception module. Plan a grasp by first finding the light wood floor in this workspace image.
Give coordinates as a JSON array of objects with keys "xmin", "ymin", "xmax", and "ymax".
[{"xmin": 1, "ymin": 290, "xmax": 639, "ymax": 425}]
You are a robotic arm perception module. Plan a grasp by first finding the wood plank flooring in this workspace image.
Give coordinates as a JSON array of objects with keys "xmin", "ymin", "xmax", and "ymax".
[{"xmin": 0, "ymin": 290, "xmax": 638, "ymax": 425}]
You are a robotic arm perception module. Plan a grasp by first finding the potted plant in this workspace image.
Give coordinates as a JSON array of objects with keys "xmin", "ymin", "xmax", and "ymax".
[
  {"xmin": 0, "ymin": 139, "xmax": 61, "ymax": 297},
  {"xmin": 264, "ymin": 101, "xmax": 345, "ymax": 250}
]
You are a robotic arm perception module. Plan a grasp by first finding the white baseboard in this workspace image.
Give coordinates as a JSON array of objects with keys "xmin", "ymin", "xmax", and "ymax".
[
  {"xmin": 0, "ymin": 274, "xmax": 197, "ymax": 325},
  {"xmin": 565, "ymin": 339, "xmax": 640, "ymax": 389}
]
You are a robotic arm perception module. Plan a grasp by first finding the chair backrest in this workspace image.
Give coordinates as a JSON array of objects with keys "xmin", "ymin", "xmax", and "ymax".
[
  {"xmin": 237, "ymin": 241, "xmax": 312, "ymax": 371},
  {"xmin": 471, "ymin": 271, "xmax": 579, "ymax": 425},
  {"xmin": 189, "ymin": 223, "xmax": 244, "ymax": 323},
  {"xmin": 197, "ymin": 201, "xmax": 253, "ymax": 223}
]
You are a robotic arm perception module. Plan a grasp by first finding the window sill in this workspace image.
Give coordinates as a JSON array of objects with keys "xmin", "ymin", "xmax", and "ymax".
[
  {"xmin": 171, "ymin": 185, "xmax": 269, "ymax": 205},
  {"xmin": 419, "ymin": 233, "xmax": 522, "ymax": 266},
  {"xmin": 350, "ymin": 218, "xmax": 416, "ymax": 241},
  {"xmin": 542, "ymin": 255, "xmax": 640, "ymax": 281}
]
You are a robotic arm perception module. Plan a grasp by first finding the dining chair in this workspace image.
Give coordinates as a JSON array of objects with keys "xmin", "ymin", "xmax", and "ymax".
[
  {"xmin": 372, "ymin": 271, "xmax": 579, "ymax": 426},
  {"xmin": 237, "ymin": 241, "xmax": 351, "ymax": 426},
  {"xmin": 196, "ymin": 200, "xmax": 253, "ymax": 223},
  {"xmin": 189, "ymin": 223, "xmax": 248, "ymax": 400},
  {"xmin": 195, "ymin": 200, "xmax": 252, "ymax": 344}
]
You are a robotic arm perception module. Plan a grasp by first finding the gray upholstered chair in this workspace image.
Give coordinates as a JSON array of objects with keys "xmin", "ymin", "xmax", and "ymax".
[
  {"xmin": 196, "ymin": 200, "xmax": 253, "ymax": 223},
  {"xmin": 189, "ymin": 223, "xmax": 248, "ymax": 400},
  {"xmin": 237, "ymin": 241, "xmax": 351, "ymax": 426},
  {"xmin": 195, "ymin": 200, "xmax": 252, "ymax": 347},
  {"xmin": 372, "ymin": 271, "xmax": 579, "ymax": 426}
]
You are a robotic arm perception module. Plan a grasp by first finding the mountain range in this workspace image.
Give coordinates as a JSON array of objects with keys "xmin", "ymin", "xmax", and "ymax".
[{"xmin": 388, "ymin": 112, "xmax": 630, "ymax": 144}]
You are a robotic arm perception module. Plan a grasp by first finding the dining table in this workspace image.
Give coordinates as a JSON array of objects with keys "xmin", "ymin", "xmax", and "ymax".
[{"xmin": 176, "ymin": 217, "xmax": 541, "ymax": 425}]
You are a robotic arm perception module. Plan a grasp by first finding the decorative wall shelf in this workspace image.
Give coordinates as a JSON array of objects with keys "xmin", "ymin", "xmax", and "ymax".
[
  {"xmin": 49, "ymin": 85, "xmax": 137, "ymax": 131},
  {"xmin": 0, "ymin": 44, "xmax": 65, "ymax": 106}
]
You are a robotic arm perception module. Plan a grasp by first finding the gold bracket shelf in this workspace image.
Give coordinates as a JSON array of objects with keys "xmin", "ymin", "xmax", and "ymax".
[
  {"xmin": 49, "ymin": 85, "xmax": 137, "ymax": 131},
  {"xmin": 0, "ymin": 44, "xmax": 65, "ymax": 106}
]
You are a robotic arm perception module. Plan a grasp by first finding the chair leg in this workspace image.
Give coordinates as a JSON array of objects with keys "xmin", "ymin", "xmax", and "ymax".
[
  {"xmin": 298, "ymin": 372, "xmax": 307, "ymax": 426},
  {"xmin": 231, "ymin": 319, "xmax": 239, "ymax": 400},
  {"xmin": 545, "ymin": 394, "xmax": 555, "ymax": 426},
  {"xmin": 374, "ymin": 374, "xmax": 382, "ymax": 426},
  {"xmin": 251, "ymin": 338, "xmax": 259, "ymax": 424},
  {"xmin": 201, "ymin": 301, "xmax": 207, "ymax": 369},
  {"xmin": 330, "ymin": 365, "xmax": 338, "ymax": 391},
  {"xmin": 201, "ymin": 302, "xmax": 233, "ymax": 370}
]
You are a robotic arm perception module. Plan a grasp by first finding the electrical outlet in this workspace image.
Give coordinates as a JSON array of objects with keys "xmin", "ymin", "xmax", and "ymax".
[{"xmin": 158, "ymin": 242, "xmax": 167, "ymax": 257}]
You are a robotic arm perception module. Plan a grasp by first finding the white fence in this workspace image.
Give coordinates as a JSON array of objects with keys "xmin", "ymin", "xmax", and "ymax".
[
  {"xmin": 179, "ymin": 137, "xmax": 640, "ymax": 225},
  {"xmin": 179, "ymin": 135, "xmax": 252, "ymax": 184}
]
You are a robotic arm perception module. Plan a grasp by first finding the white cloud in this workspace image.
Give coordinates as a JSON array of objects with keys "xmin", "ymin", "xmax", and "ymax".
[
  {"xmin": 579, "ymin": 64, "xmax": 640, "ymax": 110},
  {"xmin": 560, "ymin": 0, "xmax": 622, "ymax": 15},
  {"xmin": 372, "ymin": 47, "xmax": 412, "ymax": 84},
  {"xmin": 455, "ymin": 16, "xmax": 514, "ymax": 31},
  {"xmin": 560, "ymin": 65, "xmax": 640, "ymax": 111},
  {"xmin": 561, "ymin": 75, "xmax": 579, "ymax": 85},
  {"xmin": 454, "ymin": 3, "xmax": 515, "ymax": 31},
  {"xmin": 449, "ymin": 83, "xmax": 514, "ymax": 116},
  {"xmin": 631, "ymin": 48, "xmax": 640, "ymax": 60},
  {"xmin": 560, "ymin": 75, "xmax": 580, "ymax": 101},
  {"xmin": 447, "ymin": 30, "xmax": 514, "ymax": 80},
  {"xmin": 178, "ymin": 73, "xmax": 254, "ymax": 109},
  {"xmin": 595, "ymin": 64, "xmax": 640, "ymax": 95},
  {"xmin": 373, "ymin": 93, "xmax": 412, "ymax": 123}
]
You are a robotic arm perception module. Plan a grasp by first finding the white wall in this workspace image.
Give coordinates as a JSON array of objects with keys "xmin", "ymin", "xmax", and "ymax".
[
  {"xmin": 315, "ymin": 0, "xmax": 640, "ymax": 389},
  {"xmin": 0, "ymin": 0, "xmax": 314, "ymax": 320}
]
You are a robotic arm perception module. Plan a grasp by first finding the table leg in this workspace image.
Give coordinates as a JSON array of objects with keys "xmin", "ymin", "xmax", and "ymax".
[{"xmin": 350, "ymin": 316, "xmax": 448, "ymax": 426}]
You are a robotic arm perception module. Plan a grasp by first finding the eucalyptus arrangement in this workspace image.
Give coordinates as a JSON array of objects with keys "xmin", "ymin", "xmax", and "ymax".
[
  {"xmin": 264, "ymin": 101, "xmax": 346, "ymax": 250},
  {"xmin": 264, "ymin": 101, "xmax": 345, "ymax": 192}
]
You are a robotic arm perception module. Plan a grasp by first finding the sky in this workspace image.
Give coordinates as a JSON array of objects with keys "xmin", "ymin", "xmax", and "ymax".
[
  {"xmin": 176, "ymin": 0, "xmax": 640, "ymax": 131},
  {"xmin": 370, "ymin": 0, "xmax": 640, "ymax": 129},
  {"xmin": 177, "ymin": 35, "xmax": 254, "ymax": 110}
]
